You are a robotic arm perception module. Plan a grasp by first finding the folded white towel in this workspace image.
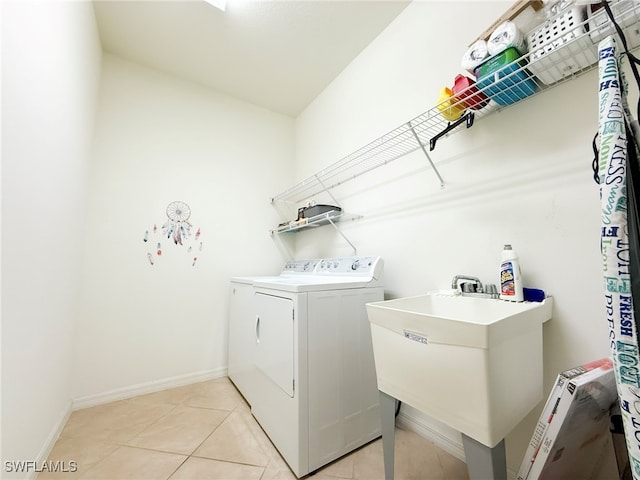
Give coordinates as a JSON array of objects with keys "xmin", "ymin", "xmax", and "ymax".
[
  {"xmin": 487, "ymin": 20, "xmax": 527, "ymax": 56},
  {"xmin": 461, "ymin": 39, "xmax": 489, "ymax": 73}
]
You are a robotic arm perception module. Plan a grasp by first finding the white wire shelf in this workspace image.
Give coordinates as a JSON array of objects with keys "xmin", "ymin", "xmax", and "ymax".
[
  {"xmin": 272, "ymin": 0, "xmax": 640, "ymax": 206},
  {"xmin": 271, "ymin": 211, "xmax": 363, "ymax": 234}
]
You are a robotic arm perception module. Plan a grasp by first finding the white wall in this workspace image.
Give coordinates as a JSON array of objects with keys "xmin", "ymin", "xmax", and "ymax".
[
  {"xmin": 1, "ymin": 0, "xmax": 102, "ymax": 475},
  {"xmin": 0, "ymin": 0, "xmax": 622, "ymax": 476},
  {"xmin": 294, "ymin": 1, "xmax": 617, "ymax": 476},
  {"xmin": 72, "ymin": 54, "xmax": 294, "ymax": 403}
]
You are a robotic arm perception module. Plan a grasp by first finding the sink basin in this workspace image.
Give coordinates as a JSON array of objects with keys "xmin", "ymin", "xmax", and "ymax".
[{"xmin": 366, "ymin": 292, "xmax": 553, "ymax": 448}]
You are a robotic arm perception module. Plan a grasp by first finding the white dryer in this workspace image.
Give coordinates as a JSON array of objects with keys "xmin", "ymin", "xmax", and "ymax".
[{"xmin": 228, "ymin": 256, "xmax": 383, "ymax": 477}]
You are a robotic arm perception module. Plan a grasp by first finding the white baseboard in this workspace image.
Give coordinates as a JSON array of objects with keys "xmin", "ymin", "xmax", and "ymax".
[
  {"xmin": 72, "ymin": 367, "xmax": 227, "ymax": 410},
  {"xmin": 395, "ymin": 404, "xmax": 466, "ymax": 462},
  {"xmin": 27, "ymin": 402, "xmax": 73, "ymax": 480}
]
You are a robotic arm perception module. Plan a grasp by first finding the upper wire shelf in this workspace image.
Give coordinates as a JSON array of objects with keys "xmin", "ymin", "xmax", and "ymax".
[{"xmin": 272, "ymin": 0, "xmax": 640, "ymax": 206}]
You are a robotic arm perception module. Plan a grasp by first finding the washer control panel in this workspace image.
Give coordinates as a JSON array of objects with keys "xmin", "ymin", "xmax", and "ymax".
[{"xmin": 317, "ymin": 256, "xmax": 376, "ymax": 274}]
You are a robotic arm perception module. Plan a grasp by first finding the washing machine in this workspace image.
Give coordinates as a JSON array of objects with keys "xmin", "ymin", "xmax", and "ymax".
[
  {"xmin": 227, "ymin": 258, "xmax": 322, "ymax": 405},
  {"xmin": 228, "ymin": 256, "xmax": 384, "ymax": 477}
]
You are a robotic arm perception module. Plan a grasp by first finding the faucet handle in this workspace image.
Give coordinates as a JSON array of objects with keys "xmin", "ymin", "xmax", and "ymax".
[{"xmin": 485, "ymin": 284, "xmax": 499, "ymax": 298}]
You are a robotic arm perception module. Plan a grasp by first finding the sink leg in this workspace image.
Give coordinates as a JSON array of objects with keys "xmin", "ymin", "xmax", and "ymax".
[
  {"xmin": 461, "ymin": 434, "xmax": 507, "ymax": 480},
  {"xmin": 379, "ymin": 391, "xmax": 396, "ymax": 480}
]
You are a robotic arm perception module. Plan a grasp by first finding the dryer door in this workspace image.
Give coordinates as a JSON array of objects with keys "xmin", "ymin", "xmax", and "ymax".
[{"xmin": 255, "ymin": 292, "xmax": 295, "ymax": 397}]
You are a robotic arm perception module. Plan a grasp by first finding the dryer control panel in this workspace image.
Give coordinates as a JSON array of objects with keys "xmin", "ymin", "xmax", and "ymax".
[
  {"xmin": 282, "ymin": 259, "xmax": 320, "ymax": 273},
  {"xmin": 281, "ymin": 256, "xmax": 383, "ymax": 282}
]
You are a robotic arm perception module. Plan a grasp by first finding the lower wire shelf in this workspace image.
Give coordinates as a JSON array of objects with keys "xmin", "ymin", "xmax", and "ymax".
[{"xmin": 271, "ymin": 211, "xmax": 363, "ymax": 235}]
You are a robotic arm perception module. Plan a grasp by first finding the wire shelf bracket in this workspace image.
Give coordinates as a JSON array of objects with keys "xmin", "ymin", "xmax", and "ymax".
[{"xmin": 408, "ymin": 121, "xmax": 446, "ymax": 188}]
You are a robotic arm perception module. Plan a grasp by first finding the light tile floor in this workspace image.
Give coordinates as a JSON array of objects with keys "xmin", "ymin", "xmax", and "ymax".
[{"xmin": 39, "ymin": 377, "xmax": 469, "ymax": 480}]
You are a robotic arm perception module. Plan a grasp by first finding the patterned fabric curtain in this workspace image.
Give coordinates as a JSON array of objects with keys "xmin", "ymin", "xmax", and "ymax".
[{"xmin": 598, "ymin": 34, "xmax": 640, "ymax": 479}]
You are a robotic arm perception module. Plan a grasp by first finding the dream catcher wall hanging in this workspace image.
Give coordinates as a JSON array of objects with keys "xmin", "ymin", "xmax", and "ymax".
[{"xmin": 143, "ymin": 201, "xmax": 203, "ymax": 267}]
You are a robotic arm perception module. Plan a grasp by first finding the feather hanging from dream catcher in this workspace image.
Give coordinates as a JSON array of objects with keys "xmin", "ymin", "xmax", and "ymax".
[{"xmin": 143, "ymin": 200, "xmax": 203, "ymax": 267}]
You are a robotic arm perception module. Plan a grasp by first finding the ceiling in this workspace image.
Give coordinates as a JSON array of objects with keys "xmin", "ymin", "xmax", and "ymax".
[{"xmin": 92, "ymin": 0, "xmax": 410, "ymax": 117}]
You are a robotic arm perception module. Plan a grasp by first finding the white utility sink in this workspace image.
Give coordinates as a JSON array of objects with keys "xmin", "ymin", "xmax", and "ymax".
[{"xmin": 366, "ymin": 292, "xmax": 553, "ymax": 448}]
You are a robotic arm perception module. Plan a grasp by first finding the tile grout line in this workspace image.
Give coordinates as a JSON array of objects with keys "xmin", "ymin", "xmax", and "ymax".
[
  {"xmin": 57, "ymin": 382, "xmax": 231, "ymax": 479},
  {"xmin": 42, "ymin": 378, "xmax": 470, "ymax": 479}
]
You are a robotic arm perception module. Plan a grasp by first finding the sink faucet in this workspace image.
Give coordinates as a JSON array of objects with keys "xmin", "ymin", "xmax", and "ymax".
[
  {"xmin": 451, "ymin": 275, "xmax": 499, "ymax": 299},
  {"xmin": 451, "ymin": 275, "xmax": 483, "ymax": 292}
]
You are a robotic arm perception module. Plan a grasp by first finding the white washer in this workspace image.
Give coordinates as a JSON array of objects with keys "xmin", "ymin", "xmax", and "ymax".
[
  {"xmin": 228, "ymin": 256, "xmax": 384, "ymax": 477},
  {"xmin": 227, "ymin": 258, "xmax": 322, "ymax": 402}
]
